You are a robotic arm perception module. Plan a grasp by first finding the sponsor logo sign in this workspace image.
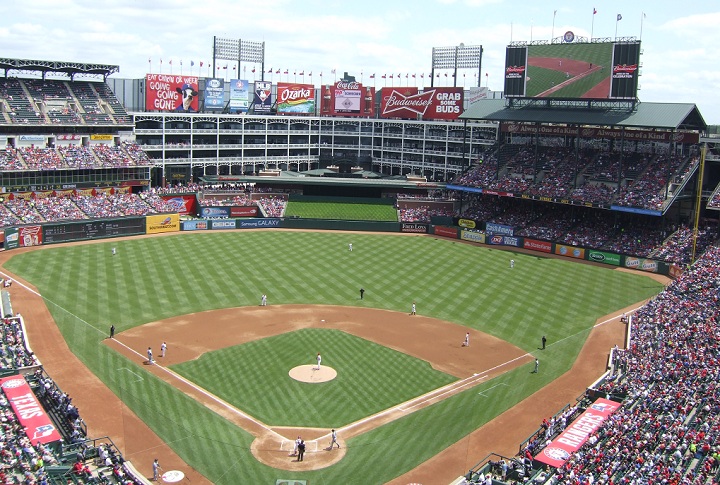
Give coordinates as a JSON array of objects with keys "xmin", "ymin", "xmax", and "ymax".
[
  {"xmin": 423, "ymin": 87, "xmax": 463, "ymax": 120},
  {"xmin": 210, "ymin": 220, "xmax": 237, "ymax": 230},
  {"xmin": 467, "ymin": 86, "xmax": 488, "ymax": 107},
  {"xmin": 230, "ymin": 206, "xmax": 259, "ymax": 217},
  {"xmin": 200, "ymin": 207, "xmax": 230, "ymax": 219},
  {"xmin": 487, "ymin": 235, "xmax": 521, "ymax": 247},
  {"xmin": 19, "ymin": 226, "xmax": 43, "ymax": 247},
  {"xmin": 588, "ymin": 250, "xmax": 621, "ymax": 266},
  {"xmin": 182, "ymin": 220, "xmax": 208, "ymax": 231},
  {"xmin": 612, "ymin": 64, "xmax": 638, "ymax": 79},
  {"xmin": 458, "ymin": 219, "xmax": 476, "ymax": 229},
  {"xmin": 229, "ymin": 79, "xmax": 250, "ymax": 113},
  {"xmin": 321, "ymin": 82, "xmax": 374, "ymax": 117},
  {"xmin": 460, "ymin": 230, "xmax": 485, "ymax": 244},
  {"xmin": 18, "ymin": 135, "xmax": 46, "ymax": 142},
  {"xmin": 90, "ymin": 134, "xmax": 113, "ymax": 141},
  {"xmin": 401, "ymin": 223, "xmax": 428, "ymax": 234},
  {"xmin": 485, "ymin": 222, "xmax": 514, "ymax": 236},
  {"xmin": 146, "ymin": 214, "xmax": 180, "ymax": 234},
  {"xmin": 554, "ymin": 244, "xmax": 585, "ymax": 259},
  {"xmin": 161, "ymin": 195, "xmax": 196, "ymax": 215},
  {"xmin": 523, "ymin": 238, "xmax": 552, "ymax": 253},
  {"xmin": 433, "ymin": 226, "xmax": 458, "ymax": 238},
  {"xmin": 624, "ymin": 257, "xmax": 659, "ymax": 273},
  {"xmin": 277, "ymin": 83, "xmax": 315, "ymax": 114},
  {"xmin": 4, "ymin": 228, "xmax": 19, "ymax": 250},
  {"xmin": 145, "ymin": 74, "xmax": 199, "ymax": 112},
  {"xmin": 204, "ymin": 78, "xmax": 225, "ymax": 109},
  {"xmin": 239, "ymin": 218, "xmax": 281, "ymax": 228},
  {"xmin": 536, "ymin": 398, "xmax": 620, "ymax": 468},
  {"xmin": 254, "ymin": 81, "xmax": 273, "ymax": 114},
  {"xmin": 0, "ymin": 376, "xmax": 62, "ymax": 444},
  {"xmin": 380, "ymin": 87, "xmax": 462, "ymax": 120}
]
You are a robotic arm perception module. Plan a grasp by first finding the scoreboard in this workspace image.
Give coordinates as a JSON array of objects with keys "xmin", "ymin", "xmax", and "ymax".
[{"xmin": 43, "ymin": 218, "xmax": 145, "ymax": 244}]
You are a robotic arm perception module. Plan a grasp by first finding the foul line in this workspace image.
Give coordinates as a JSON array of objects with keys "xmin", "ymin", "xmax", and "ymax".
[{"xmin": 477, "ymin": 382, "xmax": 509, "ymax": 397}]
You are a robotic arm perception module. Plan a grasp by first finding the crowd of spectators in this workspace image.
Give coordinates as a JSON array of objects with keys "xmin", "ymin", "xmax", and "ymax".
[
  {"xmin": 0, "ymin": 143, "xmax": 152, "ymax": 171},
  {"xmin": 0, "ymin": 295, "xmax": 145, "ymax": 485},
  {"xmin": 399, "ymin": 205, "xmax": 455, "ymax": 223},
  {"xmin": 257, "ymin": 196, "xmax": 287, "ymax": 217}
]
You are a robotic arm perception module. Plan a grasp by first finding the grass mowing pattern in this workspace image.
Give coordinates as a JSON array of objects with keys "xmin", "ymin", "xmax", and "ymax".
[
  {"xmin": 4, "ymin": 232, "xmax": 665, "ymax": 484},
  {"xmin": 284, "ymin": 200, "xmax": 398, "ymax": 221},
  {"xmin": 171, "ymin": 328, "xmax": 456, "ymax": 428}
]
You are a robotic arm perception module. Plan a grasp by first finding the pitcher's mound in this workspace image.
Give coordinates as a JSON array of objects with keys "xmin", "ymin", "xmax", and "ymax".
[{"xmin": 289, "ymin": 365, "xmax": 337, "ymax": 383}]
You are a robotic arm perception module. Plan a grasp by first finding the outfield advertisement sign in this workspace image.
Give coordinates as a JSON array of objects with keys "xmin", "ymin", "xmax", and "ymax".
[
  {"xmin": 433, "ymin": 226, "xmax": 458, "ymax": 238},
  {"xmin": 555, "ymin": 244, "xmax": 585, "ymax": 259},
  {"xmin": 277, "ymin": 83, "xmax": 315, "ymax": 114},
  {"xmin": 523, "ymin": 238, "xmax": 552, "ymax": 253},
  {"xmin": 161, "ymin": 195, "xmax": 197, "ymax": 215},
  {"xmin": 587, "ymin": 250, "xmax": 621, "ymax": 266},
  {"xmin": 487, "ymin": 234, "xmax": 521, "ymax": 247},
  {"xmin": 210, "ymin": 220, "xmax": 237, "ymax": 230},
  {"xmin": 145, "ymin": 74, "xmax": 199, "ymax": 112},
  {"xmin": 239, "ymin": 218, "xmax": 281, "ymax": 228},
  {"xmin": 536, "ymin": 398, "xmax": 621, "ymax": 468},
  {"xmin": 229, "ymin": 79, "xmax": 250, "ymax": 113},
  {"xmin": 460, "ymin": 230, "xmax": 485, "ymax": 244},
  {"xmin": 200, "ymin": 207, "xmax": 230, "ymax": 219},
  {"xmin": 8, "ymin": 226, "xmax": 44, "ymax": 248},
  {"xmin": 146, "ymin": 214, "xmax": 180, "ymax": 234},
  {"xmin": 0, "ymin": 375, "xmax": 62, "ymax": 444},
  {"xmin": 485, "ymin": 222, "xmax": 514, "ymax": 236},
  {"xmin": 401, "ymin": 223, "xmax": 428, "ymax": 234},
  {"xmin": 230, "ymin": 206, "xmax": 259, "ymax": 217},
  {"xmin": 253, "ymin": 81, "xmax": 273, "ymax": 114},
  {"xmin": 182, "ymin": 220, "xmax": 209, "ymax": 231},
  {"xmin": 380, "ymin": 87, "xmax": 463, "ymax": 120},
  {"xmin": 4, "ymin": 228, "xmax": 19, "ymax": 250},
  {"xmin": 204, "ymin": 78, "xmax": 225, "ymax": 109},
  {"xmin": 624, "ymin": 257, "xmax": 659, "ymax": 273}
]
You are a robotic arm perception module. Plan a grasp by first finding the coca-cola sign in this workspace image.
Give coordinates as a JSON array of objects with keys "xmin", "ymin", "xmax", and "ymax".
[
  {"xmin": 336, "ymin": 81, "xmax": 360, "ymax": 90},
  {"xmin": 320, "ymin": 82, "xmax": 374, "ymax": 117}
]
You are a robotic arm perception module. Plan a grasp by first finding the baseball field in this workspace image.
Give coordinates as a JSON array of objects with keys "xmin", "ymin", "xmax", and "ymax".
[{"xmin": 1, "ymin": 230, "xmax": 665, "ymax": 484}]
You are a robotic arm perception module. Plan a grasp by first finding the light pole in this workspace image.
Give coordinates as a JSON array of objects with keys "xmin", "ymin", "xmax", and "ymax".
[{"xmin": 431, "ymin": 44, "xmax": 483, "ymax": 88}]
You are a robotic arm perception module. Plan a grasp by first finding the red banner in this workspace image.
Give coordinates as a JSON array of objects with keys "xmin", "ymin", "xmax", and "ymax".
[
  {"xmin": 536, "ymin": 398, "xmax": 620, "ymax": 468},
  {"xmin": 18, "ymin": 226, "xmax": 43, "ymax": 247},
  {"xmin": 320, "ymin": 81, "xmax": 375, "ymax": 117},
  {"xmin": 230, "ymin": 206, "xmax": 259, "ymax": 217},
  {"xmin": 0, "ymin": 375, "xmax": 62, "ymax": 444},
  {"xmin": 145, "ymin": 73, "xmax": 199, "ymax": 112},
  {"xmin": 160, "ymin": 195, "xmax": 197, "ymax": 215},
  {"xmin": 523, "ymin": 238, "xmax": 552, "ymax": 253},
  {"xmin": 433, "ymin": 226, "xmax": 458, "ymax": 238},
  {"xmin": 555, "ymin": 244, "xmax": 585, "ymax": 259},
  {"xmin": 379, "ymin": 87, "xmax": 462, "ymax": 120}
]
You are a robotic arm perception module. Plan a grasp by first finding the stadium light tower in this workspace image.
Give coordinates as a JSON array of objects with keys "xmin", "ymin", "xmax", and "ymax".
[
  {"xmin": 212, "ymin": 37, "xmax": 265, "ymax": 80},
  {"xmin": 431, "ymin": 43, "xmax": 483, "ymax": 87}
]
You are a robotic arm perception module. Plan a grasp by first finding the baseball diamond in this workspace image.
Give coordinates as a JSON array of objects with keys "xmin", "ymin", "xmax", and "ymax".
[{"xmin": 1, "ymin": 231, "xmax": 665, "ymax": 484}]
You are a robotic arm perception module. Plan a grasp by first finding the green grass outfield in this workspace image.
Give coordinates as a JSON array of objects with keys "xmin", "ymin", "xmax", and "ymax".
[
  {"xmin": 284, "ymin": 200, "xmax": 398, "ymax": 221},
  {"xmin": 4, "ymin": 231, "xmax": 664, "ymax": 484},
  {"xmin": 526, "ymin": 43, "xmax": 612, "ymax": 98}
]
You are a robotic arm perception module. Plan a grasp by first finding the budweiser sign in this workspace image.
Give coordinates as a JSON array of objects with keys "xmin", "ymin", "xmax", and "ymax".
[
  {"xmin": 506, "ymin": 65, "xmax": 525, "ymax": 78},
  {"xmin": 613, "ymin": 64, "xmax": 638, "ymax": 74},
  {"xmin": 382, "ymin": 88, "xmax": 433, "ymax": 117}
]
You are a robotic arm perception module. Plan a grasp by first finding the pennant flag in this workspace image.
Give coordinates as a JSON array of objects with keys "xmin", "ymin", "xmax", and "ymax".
[
  {"xmin": 444, "ymin": 73, "xmax": 448, "ymax": 77},
  {"xmin": 180, "ymin": 60, "xmax": 183, "ymax": 66},
  {"xmin": 389, "ymin": 74, "xmax": 393, "ymax": 79},
  {"xmin": 381, "ymin": 74, "xmax": 386, "ymax": 79},
  {"xmin": 252, "ymin": 68, "xmax": 256, "ymax": 73},
  {"xmin": 420, "ymin": 73, "xmax": 424, "ymax": 78},
  {"xmin": 268, "ymin": 68, "xmax": 273, "ymax": 73},
  {"xmin": 200, "ymin": 61, "xmax": 204, "ymax": 67},
  {"xmin": 148, "ymin": 57, "xmax": 151, "ymax": 64},
  {"xmin": 370, "ymin": 73, "xmax": 375, "ymax": 78},
  {"xmin": 276, "ymin": 69, "xmax": 280, "ymax": 74},
  {"xmin": 319, "ymin": 72, "xmax": 323, "ymax": 77},
  {"xmin": 169, "ymin": 59, "xmax": 172, "ymax": 65},
  {"xmin": 617, "ymin": 13, "xmax": 622, "ymax": 21},
  {"xmin": 436, "ymin": 73, "xmax": 440, "ymax": 78},
  {"xmin": 299, "ymin": 71, "xmax": 304, "ymax": 75},
  {"xmin": 593, "ymin": 7, "xmax": 597, "ymax": 14},
  {"xmin": 331, "ymin": 69, "xmax": 336, "ymax": 74},
  {"xmin": 224, "ymin": 64, "xmax": 228, "ymax": 70},
  {"xmin": 284, "ymin": 69, "xmax": 289, "ymax": 74},
  {"xmin": 191, "ymin": 60, "xmax": 195, "ymax": 67},
  {"xmin": 405, "ymin": 74, "xmax": 408, "ymax": 78},
  {"xmin": 160, "ymin": 58, "xmax": 163, "ymax": 64},
  {"xmin": 308, "ymin": 71, "xmax": 312, "ymax": 76},
  {"xmin": 412, "ymin": 74, "xmax": 416, "ymax": 78}
]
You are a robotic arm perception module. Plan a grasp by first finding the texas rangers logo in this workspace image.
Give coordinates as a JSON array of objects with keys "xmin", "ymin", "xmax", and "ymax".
[
  {"xmin": 32, "ymin": 424, "xmax": 56, "ymax": 440},
  {"xmin": 543, "ymin": 447, "xmax": 571, "ymax": 462},
  {"xmin": 1, "ymin": 378, "xmax": 25, "ymax": 389},
  {"xmin": 590, "ymin": 402, "xmax": 617, "ymax": 413}
]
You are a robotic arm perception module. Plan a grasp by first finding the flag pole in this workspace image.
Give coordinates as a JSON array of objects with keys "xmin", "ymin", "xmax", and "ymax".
[
  {"xmin": 551, "ymin": 10, "xmax": 557, "ymax": 43},
  {"xmin": 615, "ymin": 14, "xmax": 620, "ymax": 40},
  {"xmin": 640, "ymin": 12, "xmax": 645, "ymax": 41},
  {"xmin": 591, "ymin": 8, "xmax": 596, "ymax": 40}
]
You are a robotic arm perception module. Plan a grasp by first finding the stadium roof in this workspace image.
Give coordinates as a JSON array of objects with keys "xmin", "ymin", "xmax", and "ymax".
[
  {"xmin": 0, "ymin": 58, "xmax": 120, "ymax": 80},
  {"xmin": 460, "ymin": 99, "xmax": 707, "ymax": 131},
  {"xmin": 199, "ymin": 174, "xmax": 444, "ymax": 190}
]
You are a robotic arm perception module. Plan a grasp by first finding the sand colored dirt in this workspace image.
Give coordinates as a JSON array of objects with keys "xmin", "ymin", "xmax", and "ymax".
[
  {"xmin": 289, "ymin": 365, "xmax": 337, "ymax": 383},
  {"xmin": 0, "ymin": 237, "xmax": 671, "ymax": 484}
]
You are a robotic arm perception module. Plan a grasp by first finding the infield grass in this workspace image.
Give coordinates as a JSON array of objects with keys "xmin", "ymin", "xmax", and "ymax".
[{"xmin": 4, "ymin": 231, "xmax": 665, "ymax": 484}]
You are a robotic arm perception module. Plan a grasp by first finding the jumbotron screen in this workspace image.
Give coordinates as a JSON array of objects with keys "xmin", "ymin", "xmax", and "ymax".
[{"xmin": 504, "ymin": 40, "xmax": 640, "ymax": 99}]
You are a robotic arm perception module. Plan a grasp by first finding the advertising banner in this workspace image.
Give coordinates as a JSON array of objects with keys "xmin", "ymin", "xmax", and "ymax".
[
  {"xmin": 277, "ymin": 83, "xmax": 316, "ymax": 114},
  {"xmin": 18, "ymin": 226, "xmax": 43, "ymax": 248},
  {"xmin": 433, "ymin": 226, "xmax": 458, "ymax": 238},
  {"xmin": 210, "ymin": 220, "xmax": 237, "ymax": 230},
  {"xmin": 145, "ymin": 74, "xmax": 199, "ymax": 112},
  {"xmin": 485, "ymin": 222, "xmax": 514, "ymax": 236},
  {"xmin": 467, "ymin": 87, "xmax": 489, "ymax": 108},
  {"xmin": 229, "ymin": 79, "xmax": 250, "ymax": 113},
  {"xmin": 200, "ymin": 207, "xmax": 230, "ymax": 219},
  {"xmin": 523, "ymin": 238, "xmax": 552, "ymax": 253},
  {"xmin": 501, "ymin": 123, "xmax": 698, "ymax": 144},
  {"xmin": 230, "ymin": 206, "xmax": 259, "ymax": 217},
  {"xmin": 253, "ymin": 81, "xmax": 273, "ymax": 114},
  {"xmin": 90, "ymin": 134, "xmax": 113, "ymax": 141},
  {"xmin": 504, "ymin": 46, "xmax": 528, "ymax": 97},
  {"xmin": 182, "ymin": 220, "xmax": 209, "ymax": 231},
  {"xmin": 536, "ymin": 398, "xmax": 621, "ymax": 468},
  {"xmin": 4, "ymin": 228, "xmax": 19, "ymax": 250},
  {"xmin": 457, "ymin": 218, "xmax": 477, "ymax": 229},
  {"xmin": 610, "ymin": 42, "xmax": 641, "ymax": 99},
  {"xmin": 204, "ymin": 78, "xmax": 225, "ymax": 109},
  {"xmin": 624, "ymin": 257, "xmax": 659, "ymax": 273},
  {"xmin": 422, "ymin": 87, "xmax": 463, "ymax": 120},
  {"xmin": 460, "ymin": 230, "xmax": 485, "ymax": 244},
  {"xmin": 487, "ymin": 234, "xmax": 521, "ymax": 247},
  {"xmin": 555, "ymin": 244, "xmax": 585, "ymax": 259},
  {"xmin": 320, "ymin": 81, "xmax": 374, "ymax": 117},
  {"xmin": 161, "ymin": 195, "xmax": 197, "ymax": 215},
  {"xmin": 239, "ymin": 218, "xmax": 281, "ymax": 228},
  {"xmin": 401, "ymin": 223, "xmax": 428, "ymax": 234},
  {"xmin": 146, "ymin": 214, "xmax": 180, "ymax": 234},
  {"xmin": 587, "ymin": 250, "xmax": 621, "ymax": 266},
  {"xmin": 0, "ymin": 375, "xmax": 63, "ymax": 444}
]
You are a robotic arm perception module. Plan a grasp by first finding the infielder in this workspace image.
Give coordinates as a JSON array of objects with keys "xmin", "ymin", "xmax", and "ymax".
[
  {"xmin": 160, "ymin": 341, "xmax": 167, "ymax": 358},
  {"xmin": 330, "ymin": 429, "xmax": 340, "ymax": 449},
  {"xmin": 462, "ymin": 332, "xmax": 470, "ymax": 347}
]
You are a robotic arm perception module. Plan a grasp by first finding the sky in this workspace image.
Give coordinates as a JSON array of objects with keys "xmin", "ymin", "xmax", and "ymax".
[{"xmin": 2, "ymin": 0, "xmax": 720, "ymax": 123}]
